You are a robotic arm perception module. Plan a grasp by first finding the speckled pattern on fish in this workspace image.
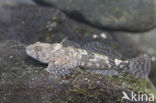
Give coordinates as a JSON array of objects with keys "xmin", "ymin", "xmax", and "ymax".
[{"xmin": 26, "ymin": 38, "xmax": 151, "ymax": 79}]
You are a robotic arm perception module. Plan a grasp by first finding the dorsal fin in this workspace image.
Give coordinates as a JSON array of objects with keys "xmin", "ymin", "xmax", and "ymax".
[
  {"xmin": 61, "ymin": 38, "xmax": 81, "ymax": 48},
  {"xmin": 83, "ymin": 41, "xmax": 122, "ymax": 59}
]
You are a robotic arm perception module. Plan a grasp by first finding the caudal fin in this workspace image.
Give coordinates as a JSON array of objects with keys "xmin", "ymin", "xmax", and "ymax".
[{"xmin": 126, "ymin": 55, "xmax": 151, "ymax": 78}]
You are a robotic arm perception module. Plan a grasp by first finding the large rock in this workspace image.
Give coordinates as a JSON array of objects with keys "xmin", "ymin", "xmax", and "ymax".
[
  {"xmin": 0, "ymin": 40, "xmax": 156, "ymax": 103},
  {"xmin": 0, "ymin": 4, "xmax": 114, "ymax": 45},
  {"xmin": 33, "ymin": 0, "xmax": 156, "ymax": 32}
]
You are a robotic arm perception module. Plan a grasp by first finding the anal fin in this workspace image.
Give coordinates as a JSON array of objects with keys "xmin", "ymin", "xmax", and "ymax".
[{"xmin": 90, "ymin": 70, "xmax": 119, "ymax": 76}]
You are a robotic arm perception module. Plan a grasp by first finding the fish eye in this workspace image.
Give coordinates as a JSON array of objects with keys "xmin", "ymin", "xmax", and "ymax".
[{"xmin": 34, "ymin": 46, "xmax": 42, "ymax": 51}]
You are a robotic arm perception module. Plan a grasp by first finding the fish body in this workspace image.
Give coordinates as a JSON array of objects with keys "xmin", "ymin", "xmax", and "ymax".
[{"xmin": 26, "ymin": 38, "xmax": 151, "ymax": 78}]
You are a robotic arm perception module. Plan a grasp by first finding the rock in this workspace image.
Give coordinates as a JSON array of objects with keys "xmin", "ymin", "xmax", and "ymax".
[
  {"xmin": 34, "ymin": 0, "xmax": 156, "ymax": 32},
  {"xmin": 0, "ymin": 4, "xmax": 113, "ymax": 45},
  {"xmin": 0, "ymin": 40, "xmax": 156, "ymax": 103}
]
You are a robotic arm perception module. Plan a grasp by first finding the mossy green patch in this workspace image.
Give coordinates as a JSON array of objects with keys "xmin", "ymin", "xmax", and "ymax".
[{"xmin": 110, "ymin": 73, "xmax": 156, "ymax": 99}]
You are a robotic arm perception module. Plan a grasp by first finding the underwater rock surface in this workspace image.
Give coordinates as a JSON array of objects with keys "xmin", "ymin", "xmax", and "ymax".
[
  {"xmin": 0, "ymin": 41, "xmax": 156, "ymax": 103},
  {"xmin": 0, "ymin": 4, "xmax": 112, "ymax": 45},
  {"xmin": 34, "ymin": 0, "xmax": 156, "ymax": 32}
]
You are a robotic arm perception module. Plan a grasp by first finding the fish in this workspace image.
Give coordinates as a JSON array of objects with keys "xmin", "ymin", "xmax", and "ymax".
[{"xmin": 26, "ymin": 38, "xmax": 151, "ymax": 79}]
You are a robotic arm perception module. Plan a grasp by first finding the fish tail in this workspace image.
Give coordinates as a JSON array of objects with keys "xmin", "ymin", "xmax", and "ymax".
[{"xmin": 125, "ymin": 55, "xmax": 151, "ymax": 78}]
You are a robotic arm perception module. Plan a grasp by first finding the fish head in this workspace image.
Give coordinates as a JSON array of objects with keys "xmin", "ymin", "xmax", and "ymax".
[{"xmin": 26, "ymin": 42, "xmax": 62, "ymax": 63}]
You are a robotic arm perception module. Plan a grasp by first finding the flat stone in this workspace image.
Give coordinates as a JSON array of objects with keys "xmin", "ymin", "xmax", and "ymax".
[
  {"xmin": 0, "ymin": 4, "xmax": 113, "ymax": 45},
  {"xmin": 34, "ymin": 0, "xmax": 156, "ymax": 32}
]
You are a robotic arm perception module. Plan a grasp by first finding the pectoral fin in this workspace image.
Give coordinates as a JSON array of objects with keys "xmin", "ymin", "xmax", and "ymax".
[{"xmin": 45, "ymin": 57, "xmax": 78, "ymax": 78}]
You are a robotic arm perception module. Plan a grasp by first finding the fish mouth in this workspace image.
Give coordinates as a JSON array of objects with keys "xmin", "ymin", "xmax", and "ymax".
[
  {"xmin": 25, "ymin": 47, "xmax": 29, "ymax": 53},
  {"xmin": 25, "ymin": 47, "xmax": 40, "ymax": 63}
]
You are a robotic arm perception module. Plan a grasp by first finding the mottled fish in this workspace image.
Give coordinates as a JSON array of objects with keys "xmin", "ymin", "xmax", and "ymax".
[{"xmin": 26, "ymin": 38, "xmax": 151, "ymax": 79}]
